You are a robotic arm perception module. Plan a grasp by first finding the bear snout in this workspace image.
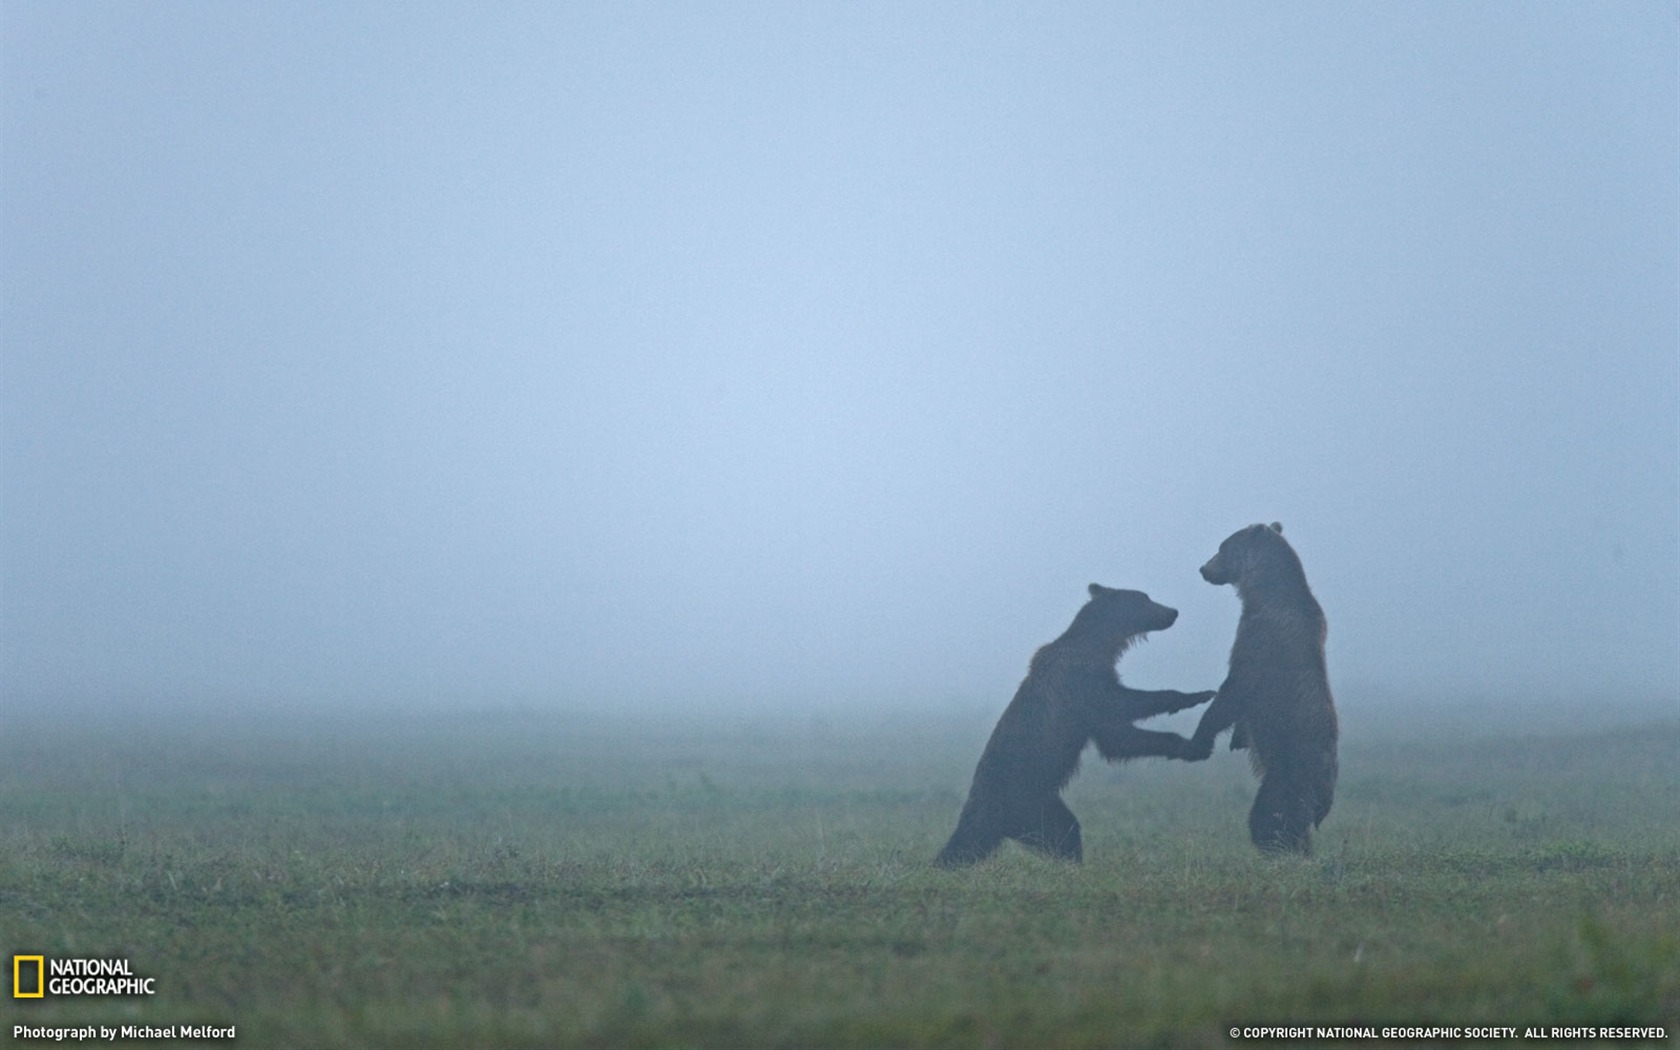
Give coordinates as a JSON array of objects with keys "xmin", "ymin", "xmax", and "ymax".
[{"xmin": 1140, "ymin": 603, "xmax": 1178, "ymax": 632}]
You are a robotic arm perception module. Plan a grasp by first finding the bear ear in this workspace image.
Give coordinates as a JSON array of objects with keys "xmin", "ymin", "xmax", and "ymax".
[
  {"xmin": 1088, "ymin": 583, "xmax": 1104, "ymax": 597},
  {"xmin": 1269, "ymin": 522, "xmax": 1284, "ymax": 533}
]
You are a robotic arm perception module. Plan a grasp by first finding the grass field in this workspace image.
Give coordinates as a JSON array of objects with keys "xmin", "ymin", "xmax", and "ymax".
[{"xmin": 2, "ymin": 704, "xmax": 1677, "ymax": 1048}]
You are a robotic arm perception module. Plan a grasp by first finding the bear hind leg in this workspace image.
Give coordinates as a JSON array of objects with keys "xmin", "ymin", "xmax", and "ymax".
[
  {"xmin": 1009, "ymin": 794, "xmax": 1083, "ymax": 863},
  {"xmin": 935, "ymin": 806, "xmax": 1005, "ymax": 868},
  {"xmin": 1248, "ymin": 774, "xmax": 1314, "ymax": 856}
]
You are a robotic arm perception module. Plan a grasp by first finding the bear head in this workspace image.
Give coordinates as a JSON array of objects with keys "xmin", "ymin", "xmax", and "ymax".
[
  {"xmin": 1078, "ymin": 583, "xmax": 1180, "ymax": 638},
  {"xmin": 1199, "ymin": 522, "xmax": 1287, "ymax": 586}
]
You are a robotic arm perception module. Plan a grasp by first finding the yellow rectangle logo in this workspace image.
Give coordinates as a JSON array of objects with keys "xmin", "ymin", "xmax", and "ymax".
[{"xmin": 14, "ymin": 955, "xmax": 44, "ymax": 998}]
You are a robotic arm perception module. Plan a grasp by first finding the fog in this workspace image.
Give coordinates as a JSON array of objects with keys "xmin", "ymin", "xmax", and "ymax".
[{"xmin": 3, "ymin": 4, "xmax": 1676, "ymax": 722}]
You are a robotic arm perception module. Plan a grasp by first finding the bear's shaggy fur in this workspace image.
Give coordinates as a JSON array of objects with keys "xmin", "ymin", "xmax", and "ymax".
[
  {"xmin": 1188, "ymin": 523, "xmax": 1338, "ymax": 854},
  {"xmin": 935, "ymin": 584, "xmax": 1216, "ymax": 867}
]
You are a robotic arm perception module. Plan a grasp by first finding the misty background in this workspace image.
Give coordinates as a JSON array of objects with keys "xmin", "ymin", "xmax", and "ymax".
[{"xmin": 3, "ymin": 4, "xmax": 1675, "ymax": 725}]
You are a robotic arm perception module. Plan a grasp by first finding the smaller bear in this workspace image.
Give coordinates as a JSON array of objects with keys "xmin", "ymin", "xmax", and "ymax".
[
  {"xmin": 1187, "ymin": 523, "xmax": 1338, "ymax": 855},
  {"xmin": 935, "ymin": 584, "xmax": 1216, "ymax": 867}
]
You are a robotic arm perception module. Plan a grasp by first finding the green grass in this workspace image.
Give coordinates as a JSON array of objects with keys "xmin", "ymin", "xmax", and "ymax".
[{"xmin": 2, "ymin": 706, "xmax": 1677, "ymax": 1048}]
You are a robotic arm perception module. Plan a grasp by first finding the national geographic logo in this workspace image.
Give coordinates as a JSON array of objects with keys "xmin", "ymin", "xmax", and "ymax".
[{"xmin": 12, "ymin": 955, "xmax": 156, "ymax": 998}]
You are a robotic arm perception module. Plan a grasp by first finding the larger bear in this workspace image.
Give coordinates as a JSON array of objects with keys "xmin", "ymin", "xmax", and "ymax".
[
  {"xmin": 935, "ymin": 584, "xmax": 1216, "ymax": 867},
  {"xmin": 1188, "ymin": 523, "xmax": 1338, "ymax": 854}
]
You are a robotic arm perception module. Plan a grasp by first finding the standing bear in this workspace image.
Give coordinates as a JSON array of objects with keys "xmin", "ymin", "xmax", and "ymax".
[
  {"xmin": 1187, "ymin": 523, "xmax": 1338, "ymax": 855},
  {"xmin": 935, "ymin": 584, "xmax": 1216, "ymax": 867}
]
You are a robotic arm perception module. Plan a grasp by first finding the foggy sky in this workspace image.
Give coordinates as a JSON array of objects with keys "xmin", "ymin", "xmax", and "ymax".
[{"xmin": 3, "ymin": 3, "xmax": 1676, "ymax": 717}]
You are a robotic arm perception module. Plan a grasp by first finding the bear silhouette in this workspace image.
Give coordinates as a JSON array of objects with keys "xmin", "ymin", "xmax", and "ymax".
[
  {"xmin": 1188, "ymin": 523, "xmax": 1338, "ymax": 854},
  {"xmin": 936, "ymin": 584, "xmax": 1215, "ymax": 867}
]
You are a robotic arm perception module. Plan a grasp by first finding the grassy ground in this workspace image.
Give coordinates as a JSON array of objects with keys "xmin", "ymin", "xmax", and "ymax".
[{"xmin": 2, "ymin": 704, "xmax": 1677, "ymax": 1048}]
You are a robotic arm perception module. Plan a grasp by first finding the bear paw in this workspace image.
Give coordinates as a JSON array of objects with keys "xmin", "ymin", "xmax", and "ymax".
[
  {"xmin": 1177, "ymin": 689, "xmax": 1218, "ymax": 711},
  {"xmin": 1180, "ymin": 736, "xmax": 1215, "ymax": 762}
]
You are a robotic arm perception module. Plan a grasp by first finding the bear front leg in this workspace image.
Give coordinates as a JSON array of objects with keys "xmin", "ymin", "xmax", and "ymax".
[
  {"xmin": 1229, "ymin": 720, "xmax": 1250, "ymax": 751},
  {"xmin": 1119, "ymin": 686, "xmax": 1218, "ymax": 719},
  {"xmin": 1186, "ymin": 687, "xmax": 1243, "ymax": 759},
  {"xmin": 1091, "ymin": 721, "xmax": 1204, "ymax": 763}
]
